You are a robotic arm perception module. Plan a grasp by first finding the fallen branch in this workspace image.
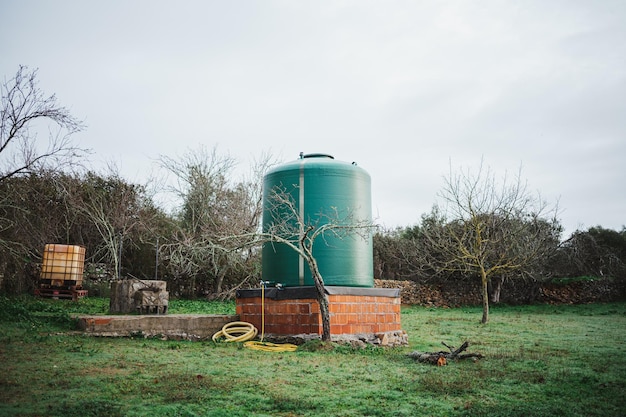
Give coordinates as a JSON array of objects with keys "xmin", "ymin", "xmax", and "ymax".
[{"xmin": 408, "ymin": 341, "xmax": 484, "ymax": 365}]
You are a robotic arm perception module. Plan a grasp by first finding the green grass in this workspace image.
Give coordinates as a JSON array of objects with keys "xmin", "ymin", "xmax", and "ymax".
[
  {"xmin": 0, "ymin": 296, "xmax": 625, "ymax": 416},
  {"xmin": 168, "ymin": 298, "xmax": 235, "ymax": 315},
  {"xmin": 548, "ymin": 275, "xmax": 609, "ymax": 285}
]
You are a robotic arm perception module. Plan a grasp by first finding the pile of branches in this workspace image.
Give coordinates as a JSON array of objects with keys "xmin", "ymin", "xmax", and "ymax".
[{"xmin": 408, "ymin": 341, "xmax": 483, "ymax": 366}]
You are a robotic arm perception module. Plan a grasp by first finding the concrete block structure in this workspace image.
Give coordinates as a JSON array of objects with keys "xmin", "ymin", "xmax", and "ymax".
[
  {"xmin": 77, "ymin": 314, "xmax": 237, "ymax": 340},
  {"xmin": 109, "ymin": 279, "xmax": 169, "ymax": 314}
]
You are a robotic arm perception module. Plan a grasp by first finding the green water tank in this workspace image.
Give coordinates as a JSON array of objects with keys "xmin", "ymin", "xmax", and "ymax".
[{"xmin": 261, "ymin": 153, "xmax": 373, "ymax": 287}]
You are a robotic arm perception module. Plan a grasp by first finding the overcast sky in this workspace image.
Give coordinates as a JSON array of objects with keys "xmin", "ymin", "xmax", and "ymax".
[{"xmin": 1, "ymin": 0, "xmax": 624, "ymax": 237}]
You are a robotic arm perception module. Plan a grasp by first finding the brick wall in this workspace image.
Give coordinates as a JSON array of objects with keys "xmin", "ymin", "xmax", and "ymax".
[{"xmin": 236, "ymin": 291, "xmax": 401, "ymax": 336}]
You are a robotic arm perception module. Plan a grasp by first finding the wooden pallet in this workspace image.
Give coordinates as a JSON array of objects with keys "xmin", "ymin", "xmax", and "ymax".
[{"xmin": 35, "ymin": 287, "xmax": 88, "ymax": 301}]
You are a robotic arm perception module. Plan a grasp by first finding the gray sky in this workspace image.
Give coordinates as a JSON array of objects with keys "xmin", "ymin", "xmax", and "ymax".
[{"xmin": 2, "ymin": 0, "xmax": 625, "ymax": 237}]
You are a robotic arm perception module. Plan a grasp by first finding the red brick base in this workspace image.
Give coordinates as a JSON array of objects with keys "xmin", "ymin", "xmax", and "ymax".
[{"xmin": 236, "ymin": 287, "xmax": 402, "ymax": 336}]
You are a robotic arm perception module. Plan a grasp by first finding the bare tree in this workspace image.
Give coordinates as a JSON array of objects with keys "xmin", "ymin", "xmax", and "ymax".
[
  {"xmin": 420, "ymin": 160, "xmax": 561, "ymax": 323},
  {"xmin": 0, "ymin": 66, "xmax": 85, "ymax": 183},
  {"xmin": 159, "ymin": 146, "xmax": 275, "ymax": 297},
  {"xmin": 256, "ymin": 185, "xmax": 375, "ymax": 341},
  {"xmin": 66, "ymin": 170, "xmax": 156, "ymax": 278},
  {"xmin": 374, "ymin": 224, "xmax": 443, "ymax": 283}
]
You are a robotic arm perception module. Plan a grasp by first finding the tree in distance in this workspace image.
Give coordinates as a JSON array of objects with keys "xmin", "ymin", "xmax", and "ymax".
[
  {"xmin": 0, "ymin": 65, "xmax": 86, "ymax": 183},
  {"xmin": 416, "ymin": 160, "xmax": 561, "ymax": 323}
]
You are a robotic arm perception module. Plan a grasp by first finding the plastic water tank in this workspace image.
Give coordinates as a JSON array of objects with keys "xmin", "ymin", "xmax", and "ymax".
[
  {"xmin": 261, "ymin": 153, "xmax": 373, "ymax": 287},
  {"xmin": 40, "ymin": 244, "xmax": 86, "ymax": 286}
]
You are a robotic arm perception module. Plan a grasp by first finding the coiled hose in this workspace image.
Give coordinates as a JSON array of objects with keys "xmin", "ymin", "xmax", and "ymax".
[
  {"xmin": 211, "ymin": 321, "xmax": 258, "ymax": 343},
  {"xmin": 211, "ymin": 285, "xmax": 298, "ymax": 352}
]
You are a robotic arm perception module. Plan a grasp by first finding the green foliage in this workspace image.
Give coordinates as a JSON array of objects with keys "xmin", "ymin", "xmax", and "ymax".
[
  {"xmin": 168, "ymin": 298, "xmax": 235, "ymax": 315},
  {"xmin": 553, "ymin": 226, "xmax": 626, "ymax": 280},
  {"xmin": 0, "ymin": 295, "xmax": 75, "ymax": 330},
  {"xmin": 588, "ymin": 226, "xmax": 626, "ymax": 258},
  {"xmin": 549, "ymin": 275, "xmax": 608, "ymax": 285}
]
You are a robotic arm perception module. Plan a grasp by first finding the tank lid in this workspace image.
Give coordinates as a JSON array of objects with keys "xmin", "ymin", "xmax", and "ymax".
[{"xmin": 299, "ymin": 152, "xmax": 334, "ymax": 160}]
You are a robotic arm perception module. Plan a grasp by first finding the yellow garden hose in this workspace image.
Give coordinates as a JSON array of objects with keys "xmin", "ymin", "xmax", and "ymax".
[
  {"xmin": 211, "ymin": 321, "xmax": 258, "ymax": 342},
  {"xmin": 212, "ymin": 284, "xmax": 298, "ymax": 352},
  {"xmin": 243, "ymin": 339, "xmax": 298, "ymax": 352}
]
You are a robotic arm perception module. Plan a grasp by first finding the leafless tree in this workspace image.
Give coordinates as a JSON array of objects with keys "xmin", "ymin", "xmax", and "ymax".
[
  {"xmin": 255, "ymin": 184, "xmax": 375, "ymax": 341},
  {"xmin": 63, "ymin": 169, "xmax": 158, "ymax": 278},
  {"xmin": 420, "ymin": 160, "xmax": 561, "ymax": 323},
  {"xmin": 0, "ymin": 65, "xmax": 86, "ymax": 183},
  {"xmin": 159, "ymin": 146, "xmax": 276, "ymax": 297},
  {"xmin": 374, "ymin": 225, "xmax": 442, "ymax": 282}
]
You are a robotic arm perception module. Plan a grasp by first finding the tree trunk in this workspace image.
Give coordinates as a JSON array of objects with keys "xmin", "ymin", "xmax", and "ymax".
[
  {"xmin": 480, "ymin": 269, "xmax": 489, "ymax": 324},
  {"xmin": 489, "ymin": 276, "xmax": 505, "ymax": 304},
  {"xmin": 187, "ymin": 275, "xmax": 196, "ymax": 299},
  {"xmin": 214, "ymin": 266, "xmax": 227, "ymax": 295},
  {"xmin": 308, "ymin": 257, "xmax": 331, "ymax": 341}
]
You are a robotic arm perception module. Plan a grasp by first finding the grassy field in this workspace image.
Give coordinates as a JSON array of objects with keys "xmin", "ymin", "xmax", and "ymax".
[{"xmin": 0, "ymin": 296, "xmax": 624, "ymax": 416}]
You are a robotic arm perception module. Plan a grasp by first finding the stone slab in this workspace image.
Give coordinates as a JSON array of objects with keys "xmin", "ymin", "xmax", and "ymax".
[{"xmin": 76, "ymin": 314, "xmax": 239, "ymax": 341}]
